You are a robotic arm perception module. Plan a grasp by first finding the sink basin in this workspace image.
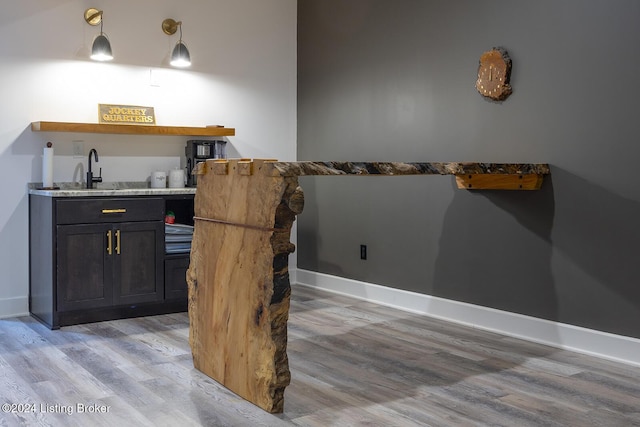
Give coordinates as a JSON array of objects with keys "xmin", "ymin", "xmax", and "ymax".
[{"xmin": 85, "ymin": 182, "xmax": 150, "ymax": 191}]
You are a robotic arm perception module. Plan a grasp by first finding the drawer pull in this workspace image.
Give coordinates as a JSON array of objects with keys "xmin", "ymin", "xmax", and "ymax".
[
  {"xmin": 115, "ymin": 229, "xmax": 121, "ymax": 255},
  {"xmin": 107, "ymin": 230, "xmax": 113, "ymax": 255},
  {"xmin": 102, "ymin": 208, "xmax": 127, "ymax": 214}
]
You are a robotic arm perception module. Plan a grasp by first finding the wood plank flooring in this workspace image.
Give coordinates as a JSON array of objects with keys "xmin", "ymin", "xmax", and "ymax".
[{"xmin": 1, "ymin": 285, "xmax": 639, "ymax": 426}]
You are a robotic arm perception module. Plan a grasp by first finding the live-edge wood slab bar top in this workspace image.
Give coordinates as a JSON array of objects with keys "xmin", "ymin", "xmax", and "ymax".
[
  {"xmin": 268, "ymin": 160, "xmax": 549, "ymax": 176},
  {"xmin": 267, "ymin": 161, "xmax": 550, "ymax": 190},
  {"xmin": 186, "ymin": 159, "xmax": 550, "ymax": 413}
]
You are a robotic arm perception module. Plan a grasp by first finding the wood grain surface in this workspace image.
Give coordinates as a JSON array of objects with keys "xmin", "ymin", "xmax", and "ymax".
[
  {"xmin": 188, "ymin": 159, "xmax": 299, "ymax": 413},
  {"xmin": 31, "ymin": 121, "xmax": 236, "ymax": 136},
  {"xmin": 0, "ymin": 286, "xmax": 638, "ymax": 426}
]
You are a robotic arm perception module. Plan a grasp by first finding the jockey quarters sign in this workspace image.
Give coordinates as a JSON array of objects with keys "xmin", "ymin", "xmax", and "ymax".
[{"xmin": 98, "ymin": 104, "xmax": 156, "ymax": 125}]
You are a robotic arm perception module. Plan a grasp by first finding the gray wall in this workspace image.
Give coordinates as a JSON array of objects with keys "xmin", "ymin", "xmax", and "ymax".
[{"xmin": 296, "ymin": 0, "xmax": 640, "ymax": 339}]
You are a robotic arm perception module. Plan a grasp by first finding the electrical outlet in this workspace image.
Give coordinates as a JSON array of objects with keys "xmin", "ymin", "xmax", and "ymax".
[
  {"xmin": 360, "ymin": 244, "xmax": 367, "ymax": 260},
  {"xmin": 72, "ymin": 141, "xmax": 84, "ymax": 158}
]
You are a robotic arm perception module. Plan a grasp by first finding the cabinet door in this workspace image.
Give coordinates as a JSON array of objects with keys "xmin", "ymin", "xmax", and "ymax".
[
  {"xmin": 57, "ymin": 224, "xmax": 113, "ymax": 311},
  {"xmin": 164, "ymin": 257, "xmax": 190, "ymax": 300},
  {"xmin": 114, "ymin": 221, "xmax": 164, "ymax": 305}
]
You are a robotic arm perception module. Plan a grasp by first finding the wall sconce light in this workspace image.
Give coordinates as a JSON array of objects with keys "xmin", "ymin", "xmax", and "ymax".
[
  {"xmin": 84, "ymin": 8, "xmax": 113, "ymax": 61},
  {"xmin": 162, "ymin": 18, "xmax": 191, "ymax": 67}
]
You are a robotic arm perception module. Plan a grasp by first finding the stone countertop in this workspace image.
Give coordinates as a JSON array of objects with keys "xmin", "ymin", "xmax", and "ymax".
[{"xmin": 29, "ymin": 182, "xmax": 196, "ymax": 197}]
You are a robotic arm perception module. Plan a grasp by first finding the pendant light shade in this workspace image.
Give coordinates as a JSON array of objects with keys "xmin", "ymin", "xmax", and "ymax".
[
  {"xmin": 163, "ymin": 19, "xmax": 192, "ymax": 68},
  {"xmin": 85, "ymin": 9, "xmax": 113, "ymax": 62},
  {"xmin": 91, "ymin": 34, "xmax": 113, "ymax": 61},
  {"xmin": 170, "ymin": 41, "xmax": 191, "ymax": 68}
]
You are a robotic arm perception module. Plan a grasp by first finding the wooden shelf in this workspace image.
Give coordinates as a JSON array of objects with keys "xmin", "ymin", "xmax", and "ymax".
[{"xmin": 31, "ymin": 121, "xmax": 235, "ymax": 137}]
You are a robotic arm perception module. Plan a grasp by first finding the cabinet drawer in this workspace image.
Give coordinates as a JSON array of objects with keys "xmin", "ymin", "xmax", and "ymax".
[{"xmin": 56, "ymin": 198, "xmax": 164, "ymax": 224}]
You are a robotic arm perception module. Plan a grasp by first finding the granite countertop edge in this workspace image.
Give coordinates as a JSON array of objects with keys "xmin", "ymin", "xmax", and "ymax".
[{"xmin": 28, "ymin": 182, "xmax": 196, "ymax": 197}]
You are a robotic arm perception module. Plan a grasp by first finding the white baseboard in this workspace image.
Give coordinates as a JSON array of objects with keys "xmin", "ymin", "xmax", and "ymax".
[
  {"xmin": 289, "ymin": 267, "xmax": 297, "ymax": 288},
  {"xmin": 294, "ymin": 269, "xmax": 640, "ymax": 367},
  {"xmin": 0, "ymin": 296, "xmax": 29, "ymax": 320}
]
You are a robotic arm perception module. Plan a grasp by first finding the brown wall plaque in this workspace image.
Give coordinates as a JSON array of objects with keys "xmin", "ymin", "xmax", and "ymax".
[{"xmin": 98, "ymin": 104, "xmax": 156, "ymax": 125}]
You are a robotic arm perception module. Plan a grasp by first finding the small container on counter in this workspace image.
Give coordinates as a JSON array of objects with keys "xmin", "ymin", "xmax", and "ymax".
[
  {"xmin": 150, "ymin": 171, "xmax": 167, "ymax": 188},
  {"xmin": 168, "ymin": 168, "xmax": 186, "ymax": 188}
]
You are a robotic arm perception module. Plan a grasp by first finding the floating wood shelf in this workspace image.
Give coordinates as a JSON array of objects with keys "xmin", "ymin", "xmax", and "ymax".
[
  {"xmin": 31, "ymin": 121, "xmax": 235, "ymax": 137},
  {"xmin": 187, "ymin": 159, "xmax": 551, "ymax": 414}
]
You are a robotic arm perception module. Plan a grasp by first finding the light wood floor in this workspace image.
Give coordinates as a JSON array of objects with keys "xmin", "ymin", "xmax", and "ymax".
[{"xmin": 1, "ymin": 285, "xmax": 639, "ymax": 426}]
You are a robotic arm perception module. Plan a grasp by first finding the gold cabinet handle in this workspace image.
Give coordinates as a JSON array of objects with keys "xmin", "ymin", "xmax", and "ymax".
[
  {"xmin": 115, "ymin": 229, "xmax": 121, "ymax": 255},
  {"xmin": 107, "ymin": 230, "xmax": 113, "ymax": 255},
  {"xmin": 102, "ymin": 208, "xmax": 127, "ymax": 214}
]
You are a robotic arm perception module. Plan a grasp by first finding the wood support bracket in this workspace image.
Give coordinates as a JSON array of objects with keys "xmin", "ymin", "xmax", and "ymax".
[{"xmin": 455, "ymin": 173, "xmax": 544, "ymax": 190}]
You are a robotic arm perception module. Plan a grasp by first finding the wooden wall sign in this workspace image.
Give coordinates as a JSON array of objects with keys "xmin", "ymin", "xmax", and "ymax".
[
  {"xmin": 98, "ymin": 104, "xmax": 156, "ymax": 125},
  {"xmin": 476, "ymin": 47, "xmax": 512, "ymax": 101}
]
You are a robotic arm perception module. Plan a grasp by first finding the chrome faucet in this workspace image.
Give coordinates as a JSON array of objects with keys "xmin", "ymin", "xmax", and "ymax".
[{"xmin": 86, "ymin": 148, "xmax": 102, "ymax": 189}]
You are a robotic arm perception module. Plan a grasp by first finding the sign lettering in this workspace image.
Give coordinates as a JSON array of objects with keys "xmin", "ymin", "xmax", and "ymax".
[{"xmin": 98, "ymin": 104, "xmax": 156, "ymax": 125}]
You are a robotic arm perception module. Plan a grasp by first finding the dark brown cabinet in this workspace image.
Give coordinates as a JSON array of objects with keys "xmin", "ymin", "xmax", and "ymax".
[
  {"xmin": 30, "ymin": 194, "xmax": 192, "ymax": 329},
  {"xmin": 56, "ymin": 223, "xmax": 115, "ymax": 311},
  {"xmin": 164, "ymin": 256, "xmax": 190, "ymax": 300},
  {"xmin": 56, "ymin": 221, "xmax": 163, "ymax": 311}
]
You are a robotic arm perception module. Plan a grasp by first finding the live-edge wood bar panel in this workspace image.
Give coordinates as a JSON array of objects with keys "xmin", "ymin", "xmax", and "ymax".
[
  {"xmin": 188, "ymin": 159, "xmax": 301, "ymax": 413},
  {"xmin": 187, "ymin": 159, "xmax": 550, "ymax": 413}
]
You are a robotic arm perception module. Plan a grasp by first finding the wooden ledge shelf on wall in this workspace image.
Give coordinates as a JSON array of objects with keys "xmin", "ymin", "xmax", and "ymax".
[{"xmin": 31, "ymin": 121, "xmax": 236, "ymax": 137}]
